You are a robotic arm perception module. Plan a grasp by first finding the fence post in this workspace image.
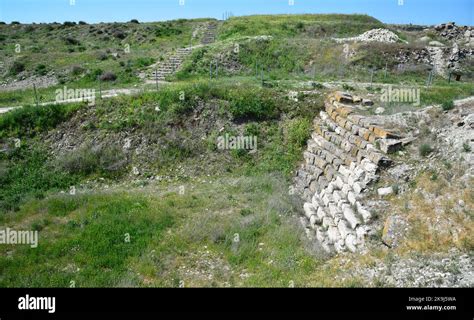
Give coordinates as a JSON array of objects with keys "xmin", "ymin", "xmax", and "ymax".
[
  {"xmin": 98, "ymin": 78, "xmax": 102, "ymax": 99},
  {"xmin": 426, "ymin": 70, "xmax": 434, "ymax": 87},
  {"xmin": 33, "ymin": 83, "xmax": 39, "ymax": 107}
]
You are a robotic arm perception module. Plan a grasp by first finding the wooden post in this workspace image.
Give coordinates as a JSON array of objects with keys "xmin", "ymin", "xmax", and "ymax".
[
  {"xmin": 448, "ymin": 72, "xmax": 452, "ymax": 83},
  {"xmin": 426, "ymin": 70, "xmax": 434, "ymax": 87},
  {"xmin": 426, "ymin": 70, "xmax": 435, "ymax": 87},
  {"xmin": 33, "ymin": 83, "xmax": 39, "ymax": 107},
  {"xmin": 215, "ymin": 61, "xmax": 218, "ymax": 78},
  {"xmin": 155, "ymin": 68, "xmax": 159, "ymax": 91},
  {"xmin": 384, "ymin": 62, "xmax": 388, "ymax": 79},
  {"xmin": 98, "ymin": 78, "xmax": 102, "ymax": 99},
  {"xmin": 370, "ymin": 69, "xmax": 374, "ymax": 87}
]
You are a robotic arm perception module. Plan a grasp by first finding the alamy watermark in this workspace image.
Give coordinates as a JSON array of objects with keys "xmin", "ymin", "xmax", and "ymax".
[
  {"xmin": 217, "ymin": 134, "xmax": 257, "ymax": 151},
  {"xmin": 380, "ymin": 85, "xmax": 420, "ymax": 106},
  {"xmin": 55, "ymin": 86, "xmax": 95, "ymax": 105},
  {"xmin": 0, "ymin": 228, "xmax": 38, "ymax": 248}
]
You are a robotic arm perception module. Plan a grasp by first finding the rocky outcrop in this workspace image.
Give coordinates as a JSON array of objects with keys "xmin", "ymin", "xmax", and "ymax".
[
  {"xmin": 294, "ymin": 92, "xmax": 403, "ymax": 254},
  {"xmin": 434, "ymin": 22, "xmax": 473, "ymax": 43}
]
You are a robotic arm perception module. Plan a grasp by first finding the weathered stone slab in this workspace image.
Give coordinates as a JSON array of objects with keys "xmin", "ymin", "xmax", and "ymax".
[
  {"xmin": 334, "ymin": 91, "xmax": 354, "ymax": 104},
  {"xmin": 303, "ymin": 202, "xmax": 317, "ymax": 219},
  {"xmin": 345, "ymin": 234, "xmax": 357, "ymax": 252},
  {"xmin": 337, "ymin": 220, "xmax": 350, "ymax": 239},
  {"xmin": 343, "ymin": 207, "xmax": 361, "ymax": 229},
  {"xmin": 327, "ymin": 226, "xmax": 341, "ymax": 244},
  {"xmin": 379, "ymin": 138, "xmax": 402, "ymax": 154},
  {"xmin": 377, "ymin": 186, "xmax": 394, "ymax": 197},
  {"xmin": 356, "ymin": 201, "xmax": 371, "ymax": 222}
]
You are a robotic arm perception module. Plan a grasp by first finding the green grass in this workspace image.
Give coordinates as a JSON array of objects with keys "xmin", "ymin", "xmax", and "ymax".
[
  {"xmin": 218, "ymin": 14, "xmax": 384, "ymax": 40},
  {"xmin": 0, "ymin": 146, "xmax": 78, "ymax": 212},
  {"xmin": 0, "ymin": 193, "xmax": 176, "ymax": 287},
  {"xmin": 421, "ymin": 84, "xmax": 474, "ymax": 106},
  {"xmin": 0, "ymin": 102, "xmax": 84, "ymax": 138},
  {"xmin": 0, "ymin": 173, "xmax": 347, "ymax": 287}
]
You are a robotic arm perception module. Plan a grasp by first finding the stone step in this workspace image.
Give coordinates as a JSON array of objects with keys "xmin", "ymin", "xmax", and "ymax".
[
  {"xmin": 151, "ymin": 69, "xmax": 172, "ymax": 73},
  {"xmin": 145, "ymin": 46, "xmax": 194, "ymax": 81}
]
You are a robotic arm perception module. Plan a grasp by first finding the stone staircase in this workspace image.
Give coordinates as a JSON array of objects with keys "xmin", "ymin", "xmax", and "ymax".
[
  {"xmin": 294, "ymin": 92, "xmax": 403, "ymax": 254},
  {"xmin": 147, "ymin": 47, "xmax": 193, "ymax": 81},
  {"xmin": 201, "ymin": 22, "xmax": 218, "ymax": 45},
  {"xmin": 145, "ymin": 22, "xmax": 219, "ymax": 82}
]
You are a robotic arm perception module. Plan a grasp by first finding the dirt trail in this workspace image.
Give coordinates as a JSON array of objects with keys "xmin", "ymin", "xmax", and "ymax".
[{"xmin": 0, "ymin": 87, "xmax": 146, "ymax": 114}]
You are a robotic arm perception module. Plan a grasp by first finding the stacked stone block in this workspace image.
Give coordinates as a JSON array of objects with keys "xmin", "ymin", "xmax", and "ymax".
[{"xmin": 294, "ymin": 92, "xmax": 402, "ymax": 253}]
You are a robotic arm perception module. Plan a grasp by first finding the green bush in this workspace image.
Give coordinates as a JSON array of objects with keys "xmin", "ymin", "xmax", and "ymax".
[
  {"xmin": 133, "ymin": 57, "xmax": 155, "ymax": 68},
  {"xmin": 86, "ymin": 68, "xmax": 104, "ymax": 81},
  {"xmin": 71, "ymin": 65, "xmax": 85, "ymax": 76},
  {"xmin": 419, "ymin": 143, "xmax": 434, "ymax": 157},
  {"xmin": 228, "ymin": 88, "xmax": 277, "ymax": 121},
  {"xmin": 240, "ymin": 208, "xmax": 254, "ymax": 216},
  {"xmin": 442, "ymin": 100, "xmax": 454, "ymax": 111},
  {"xmin": 9, "ymin": 61, "xmax": 25, "ymax": 75},
  {"xmin": 462, "ymin": 141, "xmax": 471, "ymax": 152},
  {"xmin": 155, "ymin": 23, "xmax": 183, "ymax": 37},
  {"xmin": 59, "ymin": 144, "xmax": 129, "ymax": 177},
  {"xmin": 35, "ymin": 64, "xmax": 47, "ymax": 76},
  {"xmin": 99, "ymin": 71, "xmax": 117, "ymax": 81},
  {"xmin": 287, "ymin": 117, "xmax": 311, "ymax": 148},
  {"xmin": 64, "ymin": 36, "xmax": 80, "ymax": 45}
]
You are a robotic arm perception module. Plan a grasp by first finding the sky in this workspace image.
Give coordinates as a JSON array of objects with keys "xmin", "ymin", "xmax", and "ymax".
[{"xmin": 0, "ymin": 0, "xmax": 472, "ymax": 26}]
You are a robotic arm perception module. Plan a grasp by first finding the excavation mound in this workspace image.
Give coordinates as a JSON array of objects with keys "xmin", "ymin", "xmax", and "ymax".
[{"xmin": 334, "ymin": 28, "xmax": 400, "ymax": 43}]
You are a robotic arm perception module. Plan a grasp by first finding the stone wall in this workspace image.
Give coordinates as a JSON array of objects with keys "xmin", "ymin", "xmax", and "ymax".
[{"xmin": 294, "ymin": 92, "xmax": 402, "ymax": 254}]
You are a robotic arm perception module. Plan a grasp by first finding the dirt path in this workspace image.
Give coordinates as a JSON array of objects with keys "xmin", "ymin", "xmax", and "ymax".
[{"xmin": 0, "ymin": 87, "xmax": 149, "ymax": 114}]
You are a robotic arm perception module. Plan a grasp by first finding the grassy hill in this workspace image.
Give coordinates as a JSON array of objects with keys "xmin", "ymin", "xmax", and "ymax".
[{"xmin": 0, "ymin": 14, "xmax": 472, "ymax": 287}]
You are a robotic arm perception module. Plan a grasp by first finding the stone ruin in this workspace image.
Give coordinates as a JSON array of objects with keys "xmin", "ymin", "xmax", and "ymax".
[
  {"xmin": 434, "ymin": 22, "xmax": 473, "ymax": 43},
  {"xmin": 294, "ymin": 92, "xmax": 404, "ymax": 254}
]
